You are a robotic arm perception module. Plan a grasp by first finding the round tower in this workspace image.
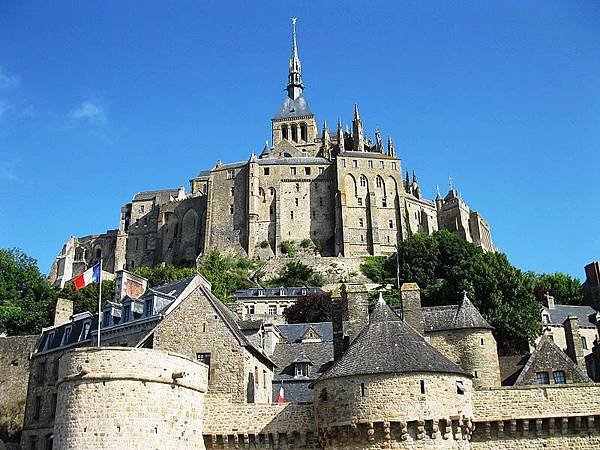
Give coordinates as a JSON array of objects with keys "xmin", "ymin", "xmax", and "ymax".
[
  {"xmin": 53, "ymin": 347, "xmax": 208, "ymax": 450},
  {"xmin": 312, "ymin": 295, "xmax": 474, "ymax": 449}
]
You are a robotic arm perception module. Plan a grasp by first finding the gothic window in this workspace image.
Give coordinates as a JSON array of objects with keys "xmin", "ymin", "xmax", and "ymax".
[
  {"xmin": 536, "ymin": 371, "xmax": 550, "ymax": 385},
  {"xmin": 75, "ymin": 247, "xmax": 84, "ymax": 261},
  {"xmin": 291, "ymin": 124, "xmax": 298, "ymax": 142},
  {"xmin": 282, "ymin": 125, "xmax": 289, "ymax": 140},
  {"xmin": 300, "ymin": 123, "xmax": 307, "ymax": 141},
  {"xmin": 553, "ymin": 370, "xmax": 566, "ymax": 384},
  {"xmin": 95, "ymin": 248, "xmax": 102, "ymax": 260},
  {"xmin": 360, "ymin": 175, "xmax": 367, "ymax": 187},
  {"xmin": 360, "ymin": 234, "xmax": 364, "ymax": 242},
  {"xmin": 376, "ymin": 176, "xmax": 383, "ymax": 188},
  {"xmin": 202, "ymin": 183, "xmax": 208, "ymax": 194},
  {"xmin": 255, "ymin": 366, "xmax": 259, "ymax": 385},
  {"xmin": 51, "ymin": 393, "xmax": 57, "ymax": 418},
  {"xmin": 582, "ymin": 336, "xmax": 588, "ymax": 350}
]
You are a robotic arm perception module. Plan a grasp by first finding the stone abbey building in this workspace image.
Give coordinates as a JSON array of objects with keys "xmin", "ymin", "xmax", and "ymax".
[{"xmin": 49, "ymin": 21, "xmax": 494, "ymax": 288}]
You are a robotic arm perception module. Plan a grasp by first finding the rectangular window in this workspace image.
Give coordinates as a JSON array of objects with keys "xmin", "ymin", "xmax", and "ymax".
[
  {"xmin": 391, "ymin": 162, "xmax": 397, "ymax": 170},
  {"xmin": 305, "ymin": 167, "xmax": 311, "ymax": 175},
  {"xmin": 359, "ymin": 218, "xmax": 364, "ymax": 227},
  {"xmin": 361, "ymin": 382, "xmax": 365, "ymax": 397},
  {"xmin": 456, "ymin": 380, "xmax": 465, "ymax": 395},
  {"xmin": 46, "ymin": 331, "xmax": 55, "ymax": 350},
  {"xmin": 352, "ymin": 159, "xmax": 358, "ymax": 168},
  {"xmin": 144, "ymin": 299, "xmax": 153, "ymax": 317},
  {"xmin": 268, "ymin": 305, "xmax": 277, "ymax": 315},
  {"xmin": 553, "ymin": 370, "xmax": 566, "ymax": 384},
  {"xmin": 368, "ymin": 160, "xmax": 373, "ymax": 168},
  {"xmin": 357, "ymin": 197, "xmax": 363, "ymax": 206},
  {"xmin": 248, "ymin": 305, "xmax": 255, "ymax": 314},
  {"xmin": 33, "ymin": 396, "xmax": 41, "ymax": 420},
  {"xmin": 263, "ymin": 167, "xmax": 270, "ymax": 175},
  {"xmin": 123, "ymin": 305, "xmax": 131, "ymax": 322},
  {"xmin": 318, "ymin": 167, "xmax": 324, "ymax": 175},
  {"xmin": 81, "ymin": 321, "xmax": 91, "ymax": 340},
  {"xmin": 230, "ymin": 187, "xmax": 235, "ymax": 196},
  {"xmin": 103, "ymin": 312, "xmax": 110, "ymax": 327},
  {"xmin": 290, "ymin": 211, "xmax": 294, "ymax": 219},
  {"xmin": 140, "ymin": 205, "xmax": 144, "ymax": 213},
  {"xmin": 379, "ymin": 161, "xmax": 385, "ymax": 169},
  {"xmin": 290, "ymin": 167, "xmax": 297, "ymax": 176},
  {"xmin": 536, "ymin": 371, "xmax": 550, "ymax": 385},
  {"xmin": 295, "ymin": 198, "xmax": 299, "ymax": 207},
  {"xmin": 388, "ymin": 219, "xmax": 394, "ymax": 229},
  {"xmin": 295, "ymin": 363, "xmax": 309, "ymax": 377},
  {"xmin": 196, "ymin": 353, "xmax": 211, "ymax": 381},
  {"xmin": 342, "ymin": 159, "xmax": 346, "ymax": 168},
  {"xmin": 382, "ymin": 198, "xmax": 387, "ymax": 207},
  {"xmin": 319, "ymin": 197, "xmax": 323, "ymax": 207},
  {"xmin": 62, "ymin": 326, "xmax": 71, "ymax": 345},
  {"xmin": 420, "ymin": 379, "xmax": 426, "ymax": 394},
  {"xmin": 582, "ymin": 336, "xmax": 588, "ymax": 350},
  {"xmin": 227, "ymin": 169, "xmax": 235, "ymax": 179},
  {"xmin": 229, "ymin": 204, "xmax": 234, "ymax": 214},
  {"xmin": 53, "ymin": 358, "xmax": 59, "ymax": 381},
  {"xmin": 38, "ymin": 361, "xmax": 46, "ymax": 384},
  {"xmin": 542, "ymin": 314, "xmax": 550, "ymax": 324}
]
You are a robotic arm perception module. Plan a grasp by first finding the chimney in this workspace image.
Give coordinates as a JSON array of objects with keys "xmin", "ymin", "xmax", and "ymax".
[
  {"xmin": 343, "ymin": 284, "xmax": 369, "ymax": 342},
  {"xmin": 114, "ymin": 270, "xmax": 148, "ymax": 302},
  {"xmin": 542, "ymin": 292, "xmax": 555, "ymax": 309},
  {"xmin": 54, "ymin": 298, "xmax": 73, "ymax": 327},
  {"xmin": 331, "ymin": 296, "xmax": 345, "ymax": 361},
  {"xmin": 583, "ymin": 262, "xmax": 600, "ymax": 306},
  {"xmin": 400, "ymin": 283, "xmax": 424, "ymax": 335},
  {"xmin": 563, "ymin": 315, "xmax": 585, "ymax": 368}
]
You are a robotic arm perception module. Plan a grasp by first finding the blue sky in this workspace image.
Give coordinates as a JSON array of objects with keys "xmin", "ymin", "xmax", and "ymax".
[{"xmin": 0, "ymin": 1, "xmax": 598, "ymax": 279}]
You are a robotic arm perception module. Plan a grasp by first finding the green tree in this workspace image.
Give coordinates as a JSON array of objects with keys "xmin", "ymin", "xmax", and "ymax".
[
  {"xmin": 359, "ymin": 256, "xmax": 389, "ymax": 285},
  {"xmin": 283, "ymin": 293, "xmax": 331, "ymax": 323},
  {"xmin": 196, "ymin": 251, "xmax": 257, "ymax": 303},
  {"xmin": 58, "ymin": 280, "xmax": 116, "ymax": 315},
  {"xmin": 266, "ymin": 261, "xmax": 324, "ymax": 287},
  {"xmin": 0, "ymin": 248, "xmax": 56, "ymax": 335},
  {"xmin": 134, "ymin": 265, "xmax": 196, "ymax": 288},
  {"xmin": 532, "ymin": 272, "xmax": 584, "ymax": 305}
]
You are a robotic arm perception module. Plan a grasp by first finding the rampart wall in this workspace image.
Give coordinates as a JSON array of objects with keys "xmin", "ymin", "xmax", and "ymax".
[{"xmin": 53, "ymin": 347, "xmax": 207, "ymax": 450}]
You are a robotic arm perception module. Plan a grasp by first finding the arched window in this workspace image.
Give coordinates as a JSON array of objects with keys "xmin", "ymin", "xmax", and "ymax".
[
  {"xmin": 291, "ymin": 124, "xmax": 298, "ymax": 142},
  {"xmin": 282, "ymin": 125, "xmax": 289, "ymax": 140},
  {"xmin": 300, "ymin": 123, "xmax": 307, "ymax": 141},
  {"xmin": 376, "ymin": 176, "xmax": 383, "ymax": 189},
  {"xmin": 360, "ymin": 175, "xmax": 367, "ymax": 188},
  {"xmin": 95, "ymin": 248, "xmax": 102, "ymax": 260}
]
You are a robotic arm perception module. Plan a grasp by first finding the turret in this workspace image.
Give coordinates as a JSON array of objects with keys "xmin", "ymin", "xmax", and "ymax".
[
  {"xmin": 321, "ymin": 120, "xmax": 331, "ymax": 158},
  {"xmin": 352, "ymin": 104, "xmax": 364, "ymax": 151},
  {"xmin": 387, "ymin": 135, "xmax": 395, "ymax": 157},
  {"xmin": 374, "ymin": 129, "xmax": 384, "ymax": 153}
]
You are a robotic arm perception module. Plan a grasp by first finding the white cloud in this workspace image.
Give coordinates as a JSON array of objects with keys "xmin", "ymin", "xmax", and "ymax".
[
  {"xmin": 68, "ymin": 101, "xmax": 106, "ymax": 124},
  {"xmin": 0, "ymin": 68, "xmax": 20, "ymax": 91}
]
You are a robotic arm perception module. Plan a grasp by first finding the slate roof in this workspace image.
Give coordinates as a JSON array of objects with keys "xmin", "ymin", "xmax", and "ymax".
[
  {"xmin": 420, "ymin": 294, "xmax": 493, "ymax": 332},
  {"xmin": 498, "ymin": 354, "xmax": 528, "ymax": 386},
  {"xmin": 238, "ymin": 319, "xmax": 264, "ymax": 331},
  {"xmin": 277, "ymin": 322, "xmax": 347, "ymax": 344},
  {"xmin": 133, "ymin": 189, "xmax": 179, "ymax": 201},
  {"xmin": 543, "ymin": 304, "xmax": 598, "ymax": 328},
  {"xmin": 256, "ymin": 157, "xmax": 330, "ymax": 165},
  {"xmin": 316, "ymin": 297, "xmax": 468, "ymax": 382},
  {"xmin": 235, "ymin": 286, "xmax": 325, "ymax": 299},
  {"xmin": 274, "ymin": 95, "xmax": 313, "ymax": 119}
]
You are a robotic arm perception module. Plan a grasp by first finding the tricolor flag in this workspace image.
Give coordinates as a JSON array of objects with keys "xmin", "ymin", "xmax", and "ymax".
[
  {"xmin": 276, "ymin": 383, "xmax": 285, "ymax": 404},
  {"xmin": 73, "ymin": 262, "xmax": 101, "ymax": 290}
]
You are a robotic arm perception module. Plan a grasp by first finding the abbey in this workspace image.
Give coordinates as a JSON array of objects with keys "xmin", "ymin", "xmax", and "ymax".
[{"xmin": 49, "ymin": 22, "xmax": 493, "ymax": 287}]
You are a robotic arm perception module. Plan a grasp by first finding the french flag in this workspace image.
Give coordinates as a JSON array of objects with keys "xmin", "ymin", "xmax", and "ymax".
[
  {"xmin": 276, "ymin": 383, "xmax": 285, "ymax": 404},
  {"xmin": 73, "ymin": 262, "xmax": 101, "ymax": 290}
]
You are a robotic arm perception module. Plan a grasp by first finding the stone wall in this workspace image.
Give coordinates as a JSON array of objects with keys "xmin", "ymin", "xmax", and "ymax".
[
  {"xmin": 260, "ymin": 256, "xmax": 369, "ymax": 286},
  {"xmin": 428, "ymin": 329, "xmax": 501, "ymax": 388},
  {"xmin": 0, "ymin": 336, "xmax": 37, "ymax": 442},
  {"xmin": 203, "ymin": 401, "xmax": 317, "ymax": 448},
  {"xmin": 53, "ymin": 347, "xmax": 207, "ymax": 450}
]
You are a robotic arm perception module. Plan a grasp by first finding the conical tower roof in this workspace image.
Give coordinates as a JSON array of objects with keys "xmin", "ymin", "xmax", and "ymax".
[
  {"xmin": 316, "ymin": 294, "xmax": 468, "ymax": 383},
  {"xmin": 453, "ymin": 292, "xmax": 493, "ymax": 330}
]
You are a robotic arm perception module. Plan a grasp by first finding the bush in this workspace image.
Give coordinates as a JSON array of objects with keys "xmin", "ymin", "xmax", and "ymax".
[
  {"xmin": 265, "ymin": 261, "xmax": 324, "ymax": 287},
  {"xmin": 260, "ymin": 240, "xmax": 269, "ymax": 249},
  {"xmin": 300, "ymin": 239, "xmax": 312, "ymax": 248},
  {"xmin": 280, "ymin": 241, "xmax": 298, "ymax": 256}
]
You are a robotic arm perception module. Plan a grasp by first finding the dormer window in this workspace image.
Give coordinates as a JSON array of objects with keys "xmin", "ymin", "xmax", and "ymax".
[
  {"xmin": 46, "ymin": 331, "xmax": 55, "ymax": 350},
  {"xmin": 62, "ymin": 326, "xmax": 72, "ymax": 345},
  {"xmin": 144, "ymin": 299, "xmax": 154, "ymax": 317},
  {"xmin": 257, "ymin": 289, "xmax": 265, "ymax": 297},
  {"xmin": 542, "ymin": 314, "xmax": 550, "ymax": 324},
  {"xmin": 80, "ymin": 322, "xmax": 91, "ymax": 341},
  {"xmin": 279, "ymin": 288, "xmax": 286, "ymax": 296},
  {"xmin": 123, "ymin": 305, "xmax": 131, "ymax": 322},
  {"xmin": 226, "ymin": 169, "xmax": 235, "ymax": 179},
  {"xmin": 294, "ymin": 363, "xmax": 309, "ymax": 378},
  {"xmin": 102, "ymin": 311, "xmax": 110, "ymax": 327},
  {"xmin": 301, "ymin": 288, "xmax": 307, "ymax": 296}
]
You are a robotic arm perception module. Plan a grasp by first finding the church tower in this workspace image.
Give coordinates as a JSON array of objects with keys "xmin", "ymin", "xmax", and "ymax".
[{"xmin": 271, "ymin": 19, "xmax": 318, "ymax": 149}]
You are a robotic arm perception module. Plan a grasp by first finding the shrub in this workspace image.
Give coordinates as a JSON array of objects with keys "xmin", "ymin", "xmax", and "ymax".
[
  {"xmin": 300, "ymin": 239, "xmax": 312, "ymax": 248},
  {"xmin": 280, "ymin": 241, "xmax": 298, "ymax": 256},
  {"xmin": 260, "ymin": 240, "xmax": 269, "ymax": 249}
]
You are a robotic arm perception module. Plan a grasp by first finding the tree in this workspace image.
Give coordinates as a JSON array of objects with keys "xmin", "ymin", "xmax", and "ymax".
[
  {"xmin": 58, "ymin": 280, "xmax": 115, "ymax": 316},
  {"xmin": 134, "ymin": 265, "xmax": 196, "ymax": 288},
  {"xmin": 197, "ymin": 251, "xmax": 257, "ymax": 303},
  {"xmin": 266, "ymin": 261, "xmax": 324, "ymax": 287},
  {"xmin": 283, "ymin": 293, "xmax": 332, "ymax": 323},
  {"xmin": 0, "ymin": 248, "xmax": 56, "ymax": 335},
  {"xmin": 532, "ymin": 272, "xmax": 584, "ymax": 306}
]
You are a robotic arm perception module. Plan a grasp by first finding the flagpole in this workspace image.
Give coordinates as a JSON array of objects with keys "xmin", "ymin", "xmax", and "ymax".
[{"xmin": 97, "ymin": 259, "xmax": 102, "ymax": 347}]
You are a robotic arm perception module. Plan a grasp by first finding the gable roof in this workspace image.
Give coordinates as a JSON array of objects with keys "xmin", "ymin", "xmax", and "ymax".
[
  {"xmin": 514, "ymin": 335, "xmax": 591, "ymax": 385},
  {"xmin": 316, "ymin": 296, "xmax": 468, "ymax": 383},
  {"xmin": 277, "ymin": 322, "xmax": 347, "ymax": 344},
  {"xmin": 421, "ymin": 294, "xmax": 493, "ymax": 332},
  {"xmin": 543, "ymin": 304, "xmax": 598, "ymax": 328}
]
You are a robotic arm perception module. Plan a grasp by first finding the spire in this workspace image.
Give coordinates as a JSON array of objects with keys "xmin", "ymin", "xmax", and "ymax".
[
  {"xmin": 387, "ymin": 136, "xmax": 395, "ymax": 157},
  {"xmin": 405, "ymin": 169, "xmax": 410, "ymax": 185},
  {"xmin": 352, "ymin": 104, "xmax": 364, "ymax": 151},
  {"xmin": 435, "ymin": 185, "xmax": 442, "ymax": 201},
  {"xmin": 287, "ymin": 18, "xmax": 304, "ymax": 100},
  {"xmin": 337, "ymin": 119, "xmax": 345, "ymax": 153},
  {"xmin": 412, "ymin": 170, "xmax": 418, "ymax": 184},
  {"xmin": 321, "ymin": 120, "xmax": 331, "ymax": 157}
]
